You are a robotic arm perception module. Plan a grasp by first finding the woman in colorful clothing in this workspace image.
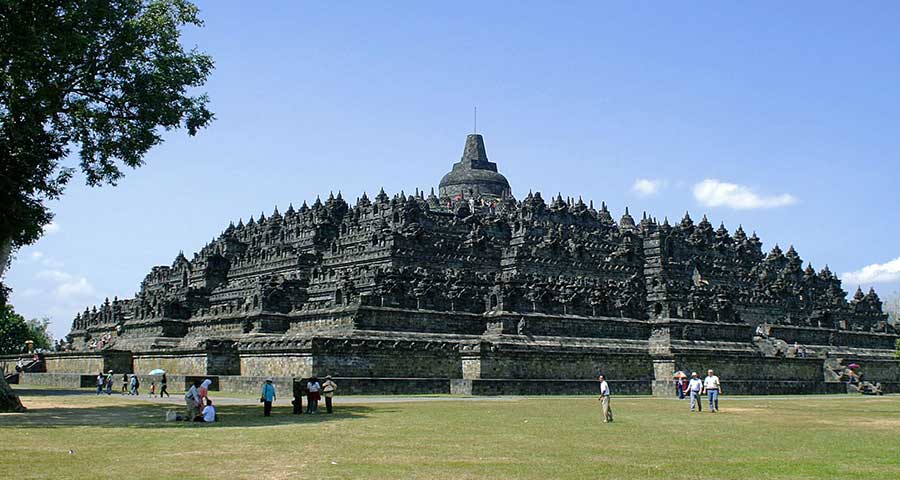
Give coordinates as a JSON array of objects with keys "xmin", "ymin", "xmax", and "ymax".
[{"xmin": 306, "ymin": 376, "xmax": 321, "ymax": 414}]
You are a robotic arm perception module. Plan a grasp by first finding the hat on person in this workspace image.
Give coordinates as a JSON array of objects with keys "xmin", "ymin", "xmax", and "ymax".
[
  {"xmin": 265, "ymin": 378, "xmax": 273, "ymax": 383},
  {"xmin": 325, "ymin": 375, "xmax": 332, "ymax": 379}
]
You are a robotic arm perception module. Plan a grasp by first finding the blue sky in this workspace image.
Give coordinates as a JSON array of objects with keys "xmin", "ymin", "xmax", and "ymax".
[{"xmin": 6, "ymin": 1, "xmax": 900, "ymax": 339}]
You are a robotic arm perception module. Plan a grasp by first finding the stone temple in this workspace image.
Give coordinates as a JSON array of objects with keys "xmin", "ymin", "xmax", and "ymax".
[{"xmin": 14, "ymin": 134, "xmax": 900, "ymax": 395}]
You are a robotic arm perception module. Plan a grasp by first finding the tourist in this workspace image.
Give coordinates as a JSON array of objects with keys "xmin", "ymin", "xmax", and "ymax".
[
  {"xmin": 306, "ymin": 376, "xmax": 321, "ymax": 414},
  {"xmin": 129, "ymin": 374, "xmax": 140, "ymax": 395},
  {"xmin": 149, "ymin": 381, "xmax": 156, "ymax": 397},
  {"xmin": 322, "ymin": 375, "xmax": 337, "ymax": 414},
  {"xmin": 260, "ymin": 378, "xmax": 276, "ymax": 417},
  {"xmin": 104, "ymin": 370, "xmax": 114, "ymax": 395},
  {"xmin": 199, "ymin": 379, "xmax": 212, "ymax": 405},
  {"xmin": 121, "ymin": 372, "xmax": 129, "ymax": 393},
  {"xmin": 160, "ymin": 373, "xmax": 170, "ymax": 397},
  {"xmin": 598, "ymin": 375, "xmax": 613, "ymax": 423},
  {"xmin": 688, "ymin": 372, "xmax": 703, "ymax": 412},
  {"xmin": 96, "ymin": 371, "xmax": 105, "ymax": 395},
  {"xmin": 703, "ymin": 369, "xmax": 721, "ymax": 412},
  {"xmin": 201, "ymin": 399, "xmax": 216, "ymax": 423},
  {"xmin": 185, "ymin": 380, "xmax": 202, "ymax": 420}
]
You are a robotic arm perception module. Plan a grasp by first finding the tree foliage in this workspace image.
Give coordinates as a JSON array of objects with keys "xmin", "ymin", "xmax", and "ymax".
[
  {"xmin": 0, "ymin": 302, "xmax": 51, "ymax": 354},
  {"xmin": 0, "ymin": 0, "xmax": 214, "ymax": 263}
]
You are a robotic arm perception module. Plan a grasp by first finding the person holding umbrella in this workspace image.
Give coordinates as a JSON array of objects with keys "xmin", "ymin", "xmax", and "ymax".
[{"xmin": 674, "ymin": 371, "xmax": 687, "ymax": 399}]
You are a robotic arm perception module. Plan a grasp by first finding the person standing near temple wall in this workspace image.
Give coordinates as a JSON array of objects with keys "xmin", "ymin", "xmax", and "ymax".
[
  {"xmin": 261, "ymin": 378, "xmax": 276, "ymax": 417},
  {"xmin": 688, "ymin": 372, "xmax": 703, "ymax": 412},
  {"xmin": 703, "ymin": 369, "xmax": 722, "ymax": 413},
  {"xmin": 306, "ymin": 376, "xmax": 321, "ymax": 414},
  {"xmin": 598, "ymin": 375, "xmax": 613, "ymax": 423},
  {"xmin": 322, "ymin": 376, "xmax": 337, "ymax": 414}
]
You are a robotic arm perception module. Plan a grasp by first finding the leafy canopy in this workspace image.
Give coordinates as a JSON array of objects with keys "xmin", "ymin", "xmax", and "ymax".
[
  {"xmin": 0, "ymin": 0, "xmax": 214, "ymax": 252},
  {"xmin": 0, "ymin": 302, "xmax": 51, "ymax": 354}
]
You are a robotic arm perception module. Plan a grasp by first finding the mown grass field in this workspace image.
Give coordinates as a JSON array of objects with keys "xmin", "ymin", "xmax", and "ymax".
[{"xmin": 1, "ymin": 389, "xmax": 899, "ymax": 479}]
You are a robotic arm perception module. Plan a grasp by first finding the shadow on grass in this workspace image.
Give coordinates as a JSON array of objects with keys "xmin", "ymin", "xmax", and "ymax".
[{"xmin": 0, "ymin": 402, "xmax": 378, "ymax": 429}]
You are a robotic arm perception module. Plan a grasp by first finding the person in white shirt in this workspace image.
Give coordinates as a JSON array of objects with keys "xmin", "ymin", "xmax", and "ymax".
[
  {"xmin": 598, "ymin": 375, "xmax": 613, "ymax": 423},
  {"xmin": 703, "ymin": 369, "xmax": 722, "ymax": 412},
  {"xmin": 201, "ymin": 399, "xmax": 216, "ymax": 423},
  {"xmin": 688, "ymin": 372, "xmax": 704, "ymax": 412},
  {"xmin": 306, "ymin": 377, "xmax": 321, "ymax": 414}
]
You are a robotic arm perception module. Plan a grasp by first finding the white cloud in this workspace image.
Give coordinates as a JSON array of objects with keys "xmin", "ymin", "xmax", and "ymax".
[
  {"xmin": 35, "ymin": 269, "xmax": 97, "ymax": 300},
  {"xmin": 692, "ymin": 179, "xmax": 797, "ymax": 209},
  {"xmin": 631, "ymin": 178, "xmax": 665, "ymax": 197},
  {"xmin": 30, "ymin": 251, "xmax": 44, "ymax": 260},
  {"xmin": 36, "ymin": 269, "xmax": 73, "ymax": 282},
  {"xmin": 842, "ymin": 257, "xmax": 900, "ymax": 285},
  {"xmin": 43, "ymin": 222, "xmax": 61, "ymax": 234},
  {"xmin": 55, "ymin": 277, "xmax": 97, "ymax": 300}
]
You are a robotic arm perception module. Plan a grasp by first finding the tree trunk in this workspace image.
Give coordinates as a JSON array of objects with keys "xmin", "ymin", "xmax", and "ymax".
[
  {"xmin": 0, "ymin": 238, "xmax": 11, "ymax": 280},
  {"xmin": 0, "ymin": 375, "xmax": 26, "ymax": 413}
]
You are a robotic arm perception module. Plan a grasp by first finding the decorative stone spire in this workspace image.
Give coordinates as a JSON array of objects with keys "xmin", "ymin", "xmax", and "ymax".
[{"xmin": 438, "ymin": 134, "xmax": 511, "ymax": 199}]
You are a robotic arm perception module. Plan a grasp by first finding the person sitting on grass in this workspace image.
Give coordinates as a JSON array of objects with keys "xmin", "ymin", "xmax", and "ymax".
[{"xmin": 200, "ymin": 399, "xmax": 216, "ymax": 423}]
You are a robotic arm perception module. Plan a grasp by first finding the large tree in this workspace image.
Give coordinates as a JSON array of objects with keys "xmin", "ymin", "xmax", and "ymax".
[
  {"xmin": 0, "ymin": 0, "xmax": 214, "ymax": 278},
  {"xmin": 0, "ymin": 0, "xmax": 213, "ymax": 412}
]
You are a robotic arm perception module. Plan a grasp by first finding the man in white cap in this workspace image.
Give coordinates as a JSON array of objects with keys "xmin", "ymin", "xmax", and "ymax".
[
  {"xmin": 688, "ymin": 372, "xmax": 703, "ymax": 412},
  {"xmin": 703, "ymin": 369, "xmax": 722, "ymax": 412}
]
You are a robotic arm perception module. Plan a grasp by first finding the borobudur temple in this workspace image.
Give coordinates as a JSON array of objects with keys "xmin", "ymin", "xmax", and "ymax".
[{"xmin": 21, "ymin": 134, "xmax": 900, "ymax": 395}]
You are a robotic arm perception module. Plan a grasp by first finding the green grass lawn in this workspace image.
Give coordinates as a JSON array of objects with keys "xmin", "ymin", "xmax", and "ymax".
[{"xmin": 2, "ymin": 390, "xmax": 899, "ymax": 479}]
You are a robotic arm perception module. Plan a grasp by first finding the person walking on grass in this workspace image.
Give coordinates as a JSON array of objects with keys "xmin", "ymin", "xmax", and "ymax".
[
  {"xmin": 149, "ymin": 381, "xmax": 156, "ymax": 397},
  {"xmin": 688, "ymin": 372, "xmax": 703, "ymax": 412},
  {"xmin": 703, "ymin": 369, "xmax": 722, "ymax": 412},
  {"xmin": 322, "ymin": 376, "xmax": 337, "ymax": 414},
  {"xmin": 159, "ymin": 373, "xmax": 170, "ymax": 397},
  {"xmin": 95, "ymin": 371, "xmax": 104, "ymax": 395},
  {"xmin": 306, "ymin": 376, "xmax": 321, "ymax": 414},
  {"xmin": 185, "ymin": 380, "xmax": 202, "ymax": 420},
  {"xmin": 121, "ymin": 372, "xmax": 129, "ymax": 394},
  {"xmin": 598, "ymin": 375, "xmax": 613, "ymax": 423},
  {"xmin": 104, "ymin": 370, "xmax": 114, "ymax": 395},
  {"xmin": 261, "ymin": 378, "xmax": 276, "ymax": 417},
  {"xmin": 129, "ymin": 374, "xmax": 140, "ymax": 395}
]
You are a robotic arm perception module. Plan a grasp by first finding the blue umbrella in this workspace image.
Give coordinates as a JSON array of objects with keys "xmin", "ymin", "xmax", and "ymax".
[{"xmin": 148, "ymin": 369, "xmax": 166, "ymax": 375}]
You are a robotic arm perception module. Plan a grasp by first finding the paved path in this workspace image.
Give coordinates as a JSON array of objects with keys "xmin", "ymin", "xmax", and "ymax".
[{"xmin": 16, "ymin": 387, "xmax": 889, "ymax": 407}]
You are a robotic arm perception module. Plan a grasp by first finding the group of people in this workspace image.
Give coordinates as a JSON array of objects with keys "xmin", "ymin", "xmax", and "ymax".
[
  {"xmin": 181, "ymin": 375, "xmax": 338, "ymax": 421},
  {"xmin": 600, "ymin": 369, "xmax": 723, "ymax": 422},
  {"xmin": 94, "ymin": 371, "xmax": 171, "ymax": 397},
  {"xmin": 673, "ymin": 369, "xmax": 723, "ymax": 412},
  {"xmin": 264, "ymin": 375, "xmax": 339, "ymax": 417},
  {"xmin": 288, "ymin": 375, "xmax": 338, "ymax": 415},
  {"xmin": 185, "ymin": 379, "xmax": 216, "ymax": 422}
]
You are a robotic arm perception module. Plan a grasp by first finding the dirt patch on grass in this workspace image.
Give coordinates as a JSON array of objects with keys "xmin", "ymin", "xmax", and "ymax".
[{"xmin": 816, "ymin": 418, "xmax": 900, "ymax": 430}]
